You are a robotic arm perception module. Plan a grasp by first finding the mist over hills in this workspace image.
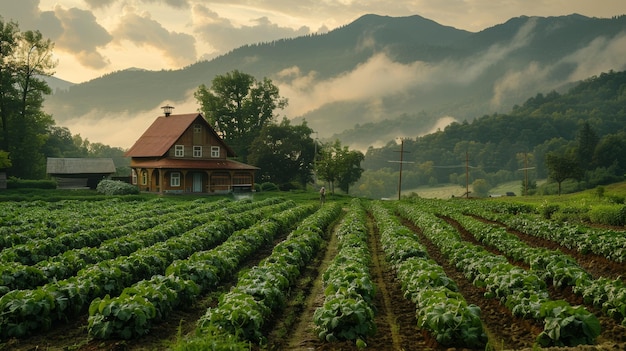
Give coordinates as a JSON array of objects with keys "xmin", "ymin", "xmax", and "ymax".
[{"xmin": 43, "ymin": 13, "xmax": 626, "ymax": 150}]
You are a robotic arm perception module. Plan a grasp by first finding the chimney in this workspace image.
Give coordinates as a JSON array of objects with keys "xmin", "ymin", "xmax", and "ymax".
[{"xmin": 161, "ymin": 104, "xmax": 174, "ymax": 117}]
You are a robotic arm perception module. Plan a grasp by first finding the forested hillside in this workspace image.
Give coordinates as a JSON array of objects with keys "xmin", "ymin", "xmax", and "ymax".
[
  {"xmin": 44, "ymin": 14, "xmax": 626, "ymax": 149},
  {"xmin": 354, "ymin": 70, "xmax": 626, "ymax": 198}
]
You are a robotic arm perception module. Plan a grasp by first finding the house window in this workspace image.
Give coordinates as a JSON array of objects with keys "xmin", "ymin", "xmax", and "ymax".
[
  {"xmin": 141, "ymin": 171, "xmax": 147, "ymax": 185},
  {"xmin": 211, "ymin": 146, "xmax": 220, "ymax": 158},
  {"xmin": 171, "ymin": 172, "xmax": 181, "ymax": 187},
  {"xmin": 131, "ymin": 170, "xmax": 137, "ymax": 185},
  {"xmin": 193, "ymin": 145, "xmax": 202, "ymax": 157},
  {"xmin": 194, "ymin": 124, "xmax": 202, "ymax": 133},
  {"xmin": 175, "ymin": 145, "xmax": 184, "ymax": 157}
]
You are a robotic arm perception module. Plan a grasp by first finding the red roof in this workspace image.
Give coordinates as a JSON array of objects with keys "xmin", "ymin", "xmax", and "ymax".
[
  {"xmin": 124, "ymin": 113, "xmax": 235, "ymax": 157},
  {"xmin": 130, "ymin": 158, "xmax": 259, "ymax": 171}
]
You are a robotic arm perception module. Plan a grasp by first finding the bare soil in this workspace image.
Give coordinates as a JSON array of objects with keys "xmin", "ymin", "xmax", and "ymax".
[{"xmin": 2, "ymin": 210, "xmax": 625, "ymax": 351}]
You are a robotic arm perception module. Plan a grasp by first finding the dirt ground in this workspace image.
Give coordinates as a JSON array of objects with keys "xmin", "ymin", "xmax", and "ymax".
[{"xmin": 2, "ymin": 210, "xmax": 625, "ymax": 351}]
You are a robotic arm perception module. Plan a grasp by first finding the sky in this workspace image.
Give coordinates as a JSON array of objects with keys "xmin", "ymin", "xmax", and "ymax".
[{"xmin": 1, "ymin": 0, "xmax": 625, "ymax": 84}]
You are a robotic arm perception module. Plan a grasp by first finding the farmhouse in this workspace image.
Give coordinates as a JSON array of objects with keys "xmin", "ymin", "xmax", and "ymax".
[
  {"xmin": 125, "ymin": 108, "xmax": 258, "ymax": 194},
  {"xmin": 46, "ymin": 157, "xmax": 116, "ymax": 189}
]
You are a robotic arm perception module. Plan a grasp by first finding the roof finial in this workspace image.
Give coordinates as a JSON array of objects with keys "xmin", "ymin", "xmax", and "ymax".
[{"xmin": 161, "ymin": 104, "xmax": 174, "ymax": 117}]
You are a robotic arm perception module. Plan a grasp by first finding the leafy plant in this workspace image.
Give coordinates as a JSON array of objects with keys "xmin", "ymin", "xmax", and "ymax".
[
  {"xmin": 372, "ymin": 202, "xmax": 488, "ymax": 348},
  {"xmin": 537, "ymin": 301, "xmax": 601, "ymax": 347}
]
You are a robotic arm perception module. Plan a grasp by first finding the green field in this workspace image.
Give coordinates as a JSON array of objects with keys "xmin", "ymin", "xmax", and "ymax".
[
  {"xmin": 0, "ymin": 184, "xmax": 625, "ymax": 350},
  {"xmin": 401, "ymin": 181, "xmax": 521, "ymax": 199}
]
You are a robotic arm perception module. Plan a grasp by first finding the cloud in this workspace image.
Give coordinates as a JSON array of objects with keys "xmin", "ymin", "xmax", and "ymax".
[
  {"xmin": 490, "ymin": 62, "xmax": 545, "ymax": 108},
  {"xmin": 84, "ymin": 0, "xmax": 191, "ymax": 9},
  {"xmin": 112, "ymin": 9, "xmax": 197, "ymax": 66},
  {"xmin": 0, "ymin": 0, "xmax": 63, "ymax": 38},
  {"xmin": 490, "ymin": 31, "xmax": 626, "ymax": 109},
  {"xmin": 292, "ymin": 54, "xmax": 432, "ymax": 115},
  {"xmin": 192, "ymin": 4, "xmax": 310, "ymax": 53},
  {"xmin": 0, "ymin": 1, "xmax": 112, "ymax": 69},
  {"xmin": 61, "ymin": 96, "xmax": 200, "ymax": 149},
  {"xmin": 277, "ymin": 19, "xmax": 540, "ymax": 119},
  {"xmin": 564, "ymin": 32, "xmax": 626, "ymax": 80},
  {"xmin": 53, "ymin": 6, "xmax": 112, "ymax": 69},
  {"xmin": 83, "ymin": 0, "xmax": 117, "ymax": 9}
]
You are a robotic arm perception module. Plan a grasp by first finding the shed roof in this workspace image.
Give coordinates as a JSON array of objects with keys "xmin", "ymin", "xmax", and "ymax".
[
  {"xmin": 124, "ymin": 113, "xmax": 235, "ymax": 157},
  {"xmin": 47, "ymin": 158, "xmax": 116, "ymax": 175}
]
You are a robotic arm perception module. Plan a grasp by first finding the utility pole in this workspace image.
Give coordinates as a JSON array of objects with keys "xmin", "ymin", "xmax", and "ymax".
[
  {"xmin": 432, "ymin": 152, "xmax": 475, "ymax": 198},
  {"xmin": 518, "ymin": 153, "xmax": 535, "ymax": 196},
  {"xmin": 465, "ymin": 151, "xmax": 469, "ymax": 198},
  {"xmin": 388, "ymin": 139, "xmax": 412, "ymax": 200},
  {"xmin": 313, "ymin": 132, "xmax": 318, "ymax": 184},
  {"xmin": 524, "ymin": 152, "xmax": 528, "ymax": 196},
  {"xmin": 398, "ymin": 140, "xmax": 405, "ymax": 200}
]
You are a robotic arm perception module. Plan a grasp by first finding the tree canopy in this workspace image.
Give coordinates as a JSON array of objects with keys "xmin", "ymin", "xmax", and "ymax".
[
  {"xmin": 194, "ymin": 70, "xmax": 288, "ymax": 163},
  {"xmin": 545, "ymin": 152, "xmax": 582, "ymax": 195},
  {"xmin": 0, "ymin": 18, "xmax": 128, "ymax": 179},
  {"xmin": 0, "ymin": 19, "xmax": 56, "ymax": 178},
  {"xmin": 354, "ymin": 70, "xmax": 626, "ymax": 197},
  {"xmin": 247, "ymin": 118, "xmax": 315, "ymax": 189},
  {"xmin": 316, "ymin": 140, "xmax": 364, "ymax": 194}
]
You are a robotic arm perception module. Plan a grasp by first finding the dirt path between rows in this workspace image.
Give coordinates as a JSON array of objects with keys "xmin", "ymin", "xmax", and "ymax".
[
  {"xmin": 442, "ymin": 214, "xmax": 626, "ymax": 349},
  {"xmin": 266, "ymin": 211, "xmax": 428, "ymax": 350},
  {"xmin": 400, "ymin": 217, "xmax": 541, "ymax": 350},
  {"xmin": 1, "ymin": 224, "xmax": 293, "ymax": 351}
]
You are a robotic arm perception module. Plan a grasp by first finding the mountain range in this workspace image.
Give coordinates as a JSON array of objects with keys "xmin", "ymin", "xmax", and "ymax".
[{"xmin": 43, "ymin": 13, "xmax": 626, "ymax": 150}]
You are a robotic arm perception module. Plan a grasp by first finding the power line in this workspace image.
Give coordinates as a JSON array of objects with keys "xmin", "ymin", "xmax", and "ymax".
[{"xmin": 388, "ymin": 139, "xmax": 413, "ymax": 200}]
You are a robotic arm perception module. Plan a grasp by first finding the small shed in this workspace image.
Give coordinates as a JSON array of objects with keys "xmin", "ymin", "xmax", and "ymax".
[{"xmin": 47, "ymin": 158, "xmax": 116, "ymax": 189}]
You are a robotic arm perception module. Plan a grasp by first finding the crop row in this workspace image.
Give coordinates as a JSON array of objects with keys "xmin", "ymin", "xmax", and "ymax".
[
  {"xmin": 0, "ymin": 197, "xmax": 290, "ymax": 339},
  {"xmin": 88, "ymin": 203, "xmax": 318, "ymax": 339},
  {"xmin": 313, "ymin": 199, "xmax": 376, "ymax": 347},
  {"xmin": 0, "ymin": 198, "xmax": 192, "ymax": 248},
  {"xmin": 448, "ymin": 212, "xmax": 626, "ymax": 326},
  {"xmin": 397, "ymin": 201, "xmax": 601, "ymax": 347},
  {"xmin": 459, "ymin": 201, "xmax": 626, "ymax": 263},
  {"xmin": 0, "ymin": 198, "xmax": 265, "ymax": 293},
  {"xmin": 508, "ymin": 214, "xmax": 626, "ymax": 263},
  {"xmin": 0, "ymin": 200, "xmax": 129, "ymax": 238},
  {"xmin": 371, "ymin": 202, "xmax": 487, "ymax": 347},
  {"xmin": 192, "ymin": 202, "xmax": 342, "ymax": 345},
  {"xmin": 0, "ymin": 199, "xmax": 230, "ymax": 265}
]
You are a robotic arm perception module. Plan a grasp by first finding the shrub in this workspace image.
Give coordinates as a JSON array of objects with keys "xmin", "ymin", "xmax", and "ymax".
[
  {"xmin": 540, "ymin": 203, "xmax": 560, "ymax": 219},
  {"xmin": 278, "ymin": 181, "xmax": 303, "ymax": 191},
  {"xmin": 260, "ymin": 182, "xmax": 279, "ymax": 192},
  {"xmin": 588, "ymin": 205, "xmax": 626, "ymax": 226},
  {"xmin": 607, "ymin": 194, "xmax": 625, "ymax": 204},
  {"xmin": 96, "ymin": 179, "xmax": 139, "ymax": 195},
  {"xmin": 7, "ymin": 177, "xmax": 57, "ymax": 189}
]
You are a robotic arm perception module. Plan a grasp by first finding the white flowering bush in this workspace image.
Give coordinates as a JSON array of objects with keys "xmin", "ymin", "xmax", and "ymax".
[{"xmin": 96, "ymin": 179, "xmax": 139, "ymax": 195}]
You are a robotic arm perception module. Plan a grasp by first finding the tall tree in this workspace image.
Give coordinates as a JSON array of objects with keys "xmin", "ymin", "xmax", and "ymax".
[
  {"xmin": 545, "ymin": 152, "xmax": 582, "ymax": 195},
  {"xmin": 337, "ymin": 149, "xmax": 365, "ymax": 194},
  {"xmin": 194, "ymin": 70, "xmax": 288, "ymax": 163},
  {"xmin": 42, "ymin": 126, "xmax": 86, "ymax": 158},
  {"xmin": 575, "ymin": 121, "xmax": 599, "ymax": 171},
  {"xmin": 247, "ymin": 118, "xmax": 315, "ymax": 188},
  {"xmin": 0, "ymin": 20, "xmax": 56, "ymax": 178},
  {"xmin": 0, "ymin": 19, "xmax": 19, "ymax": 153},
  {"xmin": 317, "ymin": 140, "xmax": 364, "ymax": 194},
  {"xmin": 593, "ymin": 131, "xmax": 626, "ymax": 175}
]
